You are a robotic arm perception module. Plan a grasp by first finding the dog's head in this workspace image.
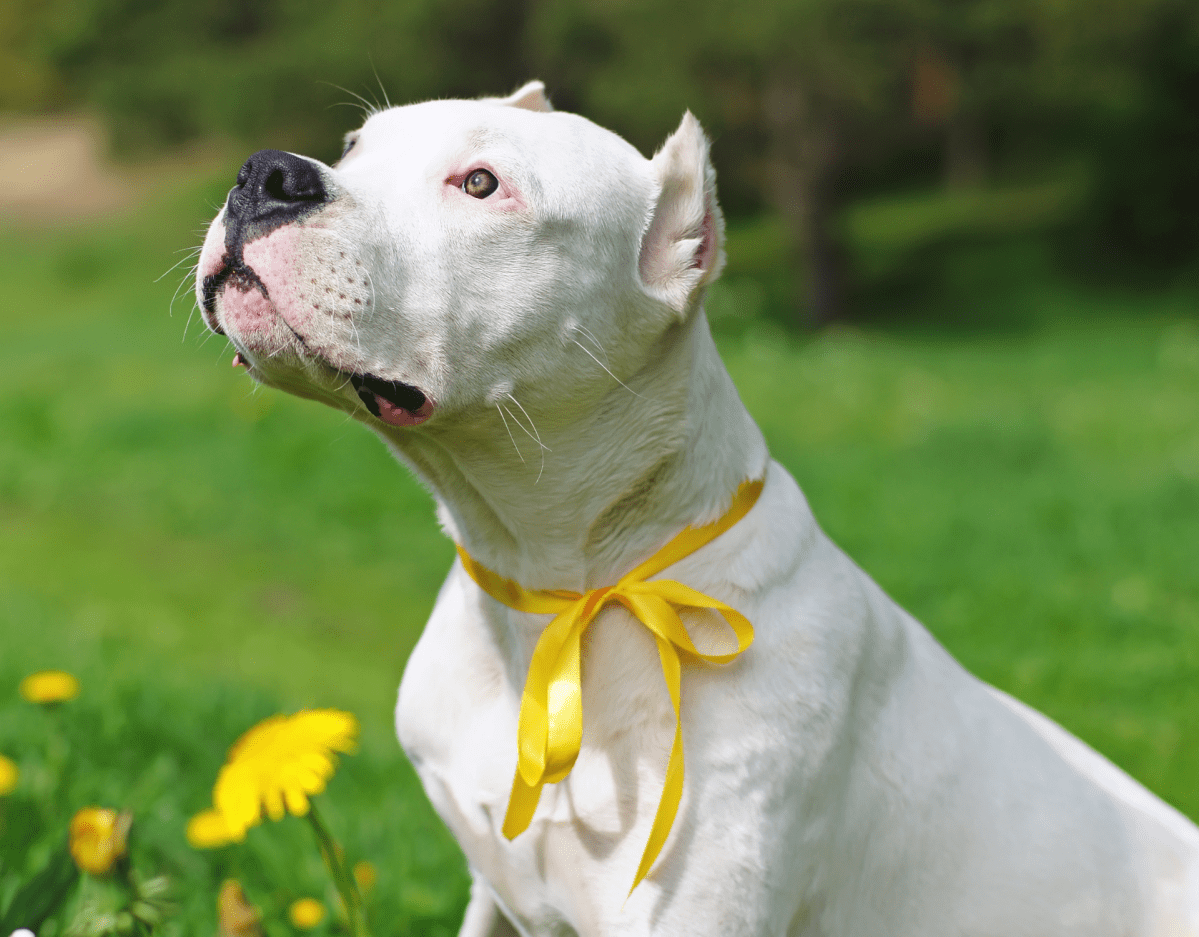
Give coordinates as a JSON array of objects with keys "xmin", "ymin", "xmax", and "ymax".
[{"xmin": 195, "ymin": 82, "xmax": 725, "ymax": 432}]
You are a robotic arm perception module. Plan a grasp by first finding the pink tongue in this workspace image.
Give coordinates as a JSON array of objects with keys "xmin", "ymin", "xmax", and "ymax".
[{"xmin": 375, "ymin": 394, "xmax": 434, "ymax": 427}]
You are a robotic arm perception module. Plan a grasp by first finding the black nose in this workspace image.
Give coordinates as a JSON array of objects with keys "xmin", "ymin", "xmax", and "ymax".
[{"xmin": 224, "ymin": 149, "xmax": 328, "ymax": 251}]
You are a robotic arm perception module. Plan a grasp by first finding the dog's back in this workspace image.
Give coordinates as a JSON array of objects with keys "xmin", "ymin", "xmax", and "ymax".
[{"xmin": 988, "ymin": 686, "xmax": 1199, "ymax": 934}]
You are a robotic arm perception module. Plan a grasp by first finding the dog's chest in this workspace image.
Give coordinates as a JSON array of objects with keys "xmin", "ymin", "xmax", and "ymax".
[
  {"xmin": 398, "ymin": 571, "xmax": 661, "ymax": 907},
  {"xmin": 395, "ymin": 568, "xmax": 777, "ymax": 935}
]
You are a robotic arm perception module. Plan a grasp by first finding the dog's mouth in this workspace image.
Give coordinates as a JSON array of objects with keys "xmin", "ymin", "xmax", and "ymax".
[
  {"xmin": 231, "ymin": 356, "xmax": 435, "ymax": 427},
  {"xmin": 201, "ymin": 261, "xmax": 253, "ymax": 336},
  {"xmin": 347, "ymin": 372, "xmax": 434, "ymax": 427},
  {"xmin": 206, "ymin": 249, "xmax": 434, "ymax": 428}
]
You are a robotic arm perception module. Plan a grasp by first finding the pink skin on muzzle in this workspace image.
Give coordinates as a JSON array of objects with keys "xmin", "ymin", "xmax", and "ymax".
[{"xmin": 240, "ymin": 227, "xmax": 309, "ymax": 336}]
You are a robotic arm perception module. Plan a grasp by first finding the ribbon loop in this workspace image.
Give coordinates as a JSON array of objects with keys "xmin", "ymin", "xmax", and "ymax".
[{"xmin": 457, "ymin": 477, "xmax": 763, "ymax": 894}]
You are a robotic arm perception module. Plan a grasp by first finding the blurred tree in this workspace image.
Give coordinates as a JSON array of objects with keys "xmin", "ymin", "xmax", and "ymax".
[
  {"xmin": 2, "ymin": 0, "xmax": 1194, "ymax": 314},
  {"xmin": 0, "ymin": 0, "xmax": 70, "ymax": 110},
  {"xmin": 1052, "ymin": 0, "xmax": 1199, "ymax": 273},
  {"xmin": 429, "ymin": 0, "xmax": 536, "ymax": 100},
  {"xmin": 904, "ymin": 0, "xmax": 1040, "ymax": 189},
  {"xmin": 530, "ymin": 0, "xmax": 915, "ymax": 326},
  {"xmin": 5, "ymin": 0, "xmax": 445, "ymax": 159}
]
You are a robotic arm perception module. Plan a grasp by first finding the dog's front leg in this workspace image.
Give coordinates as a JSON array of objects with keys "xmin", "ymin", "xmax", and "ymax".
[{"xmin": 459, "ymin": 874, "xmax": 521, "ymax": 937}]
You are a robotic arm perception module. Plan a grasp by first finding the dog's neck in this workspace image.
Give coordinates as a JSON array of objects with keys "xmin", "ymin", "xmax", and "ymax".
[{"xmin": 379, "ymin": 310, "xmax": 769, "ymax": 591}]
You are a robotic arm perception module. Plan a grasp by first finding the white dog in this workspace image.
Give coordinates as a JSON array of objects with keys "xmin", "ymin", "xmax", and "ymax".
[{"xmin": 196, "ymin": 82, "xmax": 1199, "ymax": 936}]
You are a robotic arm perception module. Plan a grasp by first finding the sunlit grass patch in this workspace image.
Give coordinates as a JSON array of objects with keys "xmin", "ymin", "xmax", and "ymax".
[{"xmin": 0, "ymin": 659, "xmax": 468, "ymax": 935}]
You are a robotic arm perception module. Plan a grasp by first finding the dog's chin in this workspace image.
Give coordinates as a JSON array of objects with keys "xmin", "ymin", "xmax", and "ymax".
[
  {"xmin": 226, "ymin": 334, "xmax": 436, "ymax": 429},
  {"xmin": 233, "ymin": 349, "xmax": 436, "ymax": 428}
]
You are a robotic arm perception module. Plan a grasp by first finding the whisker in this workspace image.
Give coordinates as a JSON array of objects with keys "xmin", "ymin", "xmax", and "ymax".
[
  {"xmin": 336, "ymin": 280, "xmax": 365, "ymax": 367},
  {"xmin": 155, "ymin": 248, "xmax": 200, "ymax": 284},
  {"xmin": 333, "ymin": 371, "xmax": 356, "ymax": 395},
  {"xmin": 573, "ymin": 323, "xmax": 608, "ymax": 363},
  {"xmin": 370, "ymin": 58, "xmax": 392, "ymax": 109},
  {"xmin": 497, "ymin": 404, "xmax": 524, "ymax": 463},
  {"xmin": 318, "ymin": 81, "xmax": 380, "ymax": 117},
  {"xmin": 169, "ymin": 262, "xmax": 199, "ymax": 318},
  {"xmin": 571, "ymin": 340, "xmax": 644, "ymax": 399},
  {"xmin": 182, "ymin": 299, "xmax": 200, "ymax": 344},
  {"xmin": 340, "ymin": 269, "xmax": 372, "ymax": 368},
  {"xmin": 349, "ymin": 315, "xmax": 364, "ymax": 366},
  {"xmin": 327, "ymin": 83, "xmax": 378, "ymax": 115},
  {"xmin": 504, "ymin": 393, "xmax": 549, "ymax": 451},
  {"xmin": 504, "ymin": 392, "xmax": 546, "ymax": 484}
]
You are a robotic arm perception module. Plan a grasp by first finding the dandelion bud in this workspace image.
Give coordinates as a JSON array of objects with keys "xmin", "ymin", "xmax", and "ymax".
[
  {"xmin": 352, "ymin": 860, "xmax": 377, "ymax": 893},
  {"xmin": 0, "ymin": 755, "xmax": 17, "ymax": 795},
  {"xmin": 288, "ymin": 898, "xmax": 326, "ymax": 929},
  {"xmin": 69, "ymin": 807, "xmax": 131, "ymax": 875},
  {"xmin": 19, "ymin": 670, "xmax": 80, "ymax": 704}
]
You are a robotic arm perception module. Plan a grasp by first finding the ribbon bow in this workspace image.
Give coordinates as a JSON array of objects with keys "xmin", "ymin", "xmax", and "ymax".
[{"xmin": 456, "ymin": 478, "xmax": 762, "ymax": 894}]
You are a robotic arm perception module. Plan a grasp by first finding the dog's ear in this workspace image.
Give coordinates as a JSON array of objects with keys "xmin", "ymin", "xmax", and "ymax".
[
  {"xmin": 638, "ymin": 112, "xmax": 725, "ymax": 318},
  {"xmin": 495, "ymin": 80, "xmax": 553, "ymax": 113}
]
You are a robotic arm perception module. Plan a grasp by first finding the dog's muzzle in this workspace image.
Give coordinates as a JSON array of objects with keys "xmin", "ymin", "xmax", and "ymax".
[
  {"xmin": 203, "ymin": 151, "xmax": 435, "ymax": 428},
  {"xmin": 201, "ymin": 150, "xmax": 329, "ymax": 320}
]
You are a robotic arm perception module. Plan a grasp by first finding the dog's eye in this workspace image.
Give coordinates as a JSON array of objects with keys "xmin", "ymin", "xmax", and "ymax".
[
  {"xmin": 463, "ymin": 169, "xmax": 498, "ymax": 199},
  {"xmin": 340, "ymin": 138, "xmax": 357, "ymax": 160}
]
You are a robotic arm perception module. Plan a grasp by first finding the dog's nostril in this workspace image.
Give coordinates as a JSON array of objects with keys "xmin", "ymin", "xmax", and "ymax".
[
  {"xmin": 233, "ymin": 150, "xmax": 326, "ymax": 205},
  {"xmin": 224, "ymin": 149, "xmax": 329, "ymax": 250},
  {"xmin": 264, "ymin": 168, "xmax": 287, "ymax": 201}
]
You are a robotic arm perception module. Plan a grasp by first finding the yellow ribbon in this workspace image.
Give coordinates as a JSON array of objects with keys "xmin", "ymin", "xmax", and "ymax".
[{"xmin": 456, "ymin": 478, "xmax": 763, "ymax": 894}]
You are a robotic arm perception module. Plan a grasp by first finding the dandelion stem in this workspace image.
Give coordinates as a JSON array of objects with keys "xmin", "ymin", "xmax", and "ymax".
[{"xmin": 306, "ymin": 802, "xmax": 367, "ymax": 937}]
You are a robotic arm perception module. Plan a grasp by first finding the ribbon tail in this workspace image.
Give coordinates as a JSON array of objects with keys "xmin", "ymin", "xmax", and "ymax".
[
  {"xmin": 517, "ymin": 598, "xmax": 590, "ymax": 786},
  {"xmin": 543, "ymin": 614, "xmax": 587, "ymax": 784},
  {"xmin": 509, "ymin": 597, "xmax": 598, "ymax": 831},
  {"xmin": 629, "ymin": 639, "xmax": 686, "ymax": 895},
  {"xmin": 502, "ymin": 767, "xmax": 545, "ymax": 840}
]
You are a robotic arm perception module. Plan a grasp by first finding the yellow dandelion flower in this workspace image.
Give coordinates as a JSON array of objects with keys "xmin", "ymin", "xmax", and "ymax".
[
  {"xmin": 352, "ymin": 859, "xmax": 377, "ymax": 893},
  {"xmin": 19, "ymin": 670, "xmax": 80, "ymax": 704},
  {"xmin": 189, "ymin": 709, "xmax": 358, "ymax": 845},
  {"xmin": 288, "ymin": 897, "xmax": 326, "ymax": 929},
  {"xmin": 0, "ymin": 755, "xmax": 17, "ymax": 795},
  {"xmin": 69, "ymin": 807, "xmax": 131, "ymax": 875}
]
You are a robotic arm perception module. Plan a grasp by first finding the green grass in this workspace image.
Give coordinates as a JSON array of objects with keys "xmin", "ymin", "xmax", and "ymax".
[
  {"xmin": 1, "ymin": 171, "xmax": 1197, "ymax": 932},
  {"xmin": 0, "ymin": 666, "xmax": 468, "ymax": 935}
]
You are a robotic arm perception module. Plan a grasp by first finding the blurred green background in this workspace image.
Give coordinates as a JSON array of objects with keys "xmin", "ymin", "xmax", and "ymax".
[{"xmin": 1, "ymin": 0, "xmax": 1197, "ymax": 933}]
